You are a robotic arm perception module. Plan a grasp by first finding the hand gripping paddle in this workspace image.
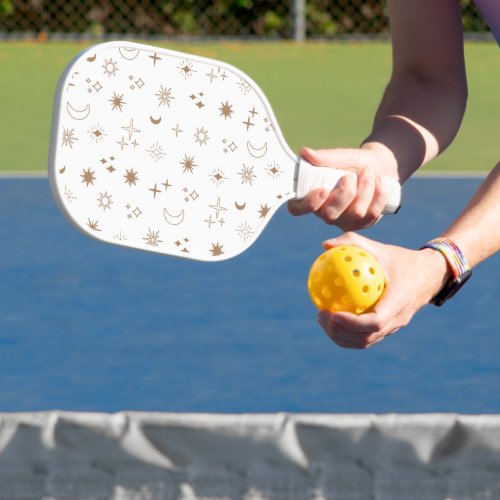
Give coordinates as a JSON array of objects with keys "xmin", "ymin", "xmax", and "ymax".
[{"xmin": 49, "ymin": 41, "xmax": 401, "ymax": 261}]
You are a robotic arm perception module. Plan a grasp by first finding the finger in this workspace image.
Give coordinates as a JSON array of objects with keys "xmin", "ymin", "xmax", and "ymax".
[
  {"xmin": 287, "ymin": 188, "xmax": 330, "ymax": 216},
  {"xmin": 319, "ymin": 311, "xmax": 374, "ymax": 349},
  {"xmin": 316, "ymin": 172, "xmax": 357, "ymax": 223}
]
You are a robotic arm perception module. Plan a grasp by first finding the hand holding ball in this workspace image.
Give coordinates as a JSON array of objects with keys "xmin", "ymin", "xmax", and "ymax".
[{"xmin": 308, "ymin": 245, "xmax": 385, "ymax": 314}]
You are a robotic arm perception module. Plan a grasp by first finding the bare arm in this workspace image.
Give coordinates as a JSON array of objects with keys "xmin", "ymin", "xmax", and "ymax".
[
  {"xmin": 364, "ymin": 0, "xmax": 469, "ymax": 181},
  {"xmin": 289, "ymin": 0, "xmax": 468, "ymax": 226}
]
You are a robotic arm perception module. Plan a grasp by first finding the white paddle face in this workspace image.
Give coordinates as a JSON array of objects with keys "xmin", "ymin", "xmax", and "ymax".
[{"xmin": 49, "ymin": 41, "xmax": 298, "ymax": 261}]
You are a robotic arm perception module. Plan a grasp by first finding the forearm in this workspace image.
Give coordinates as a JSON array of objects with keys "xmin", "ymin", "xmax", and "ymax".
[
  {"xmin": 361, "ymin": 0, "xmax": 467, "ymax": 183},
  {"xmin": 441, "ymin": 162, "xmax": 500, "ymax": 267},
  {"xmin": 363, "ymin": 73, "xmax": 467, "ymax": 182}
]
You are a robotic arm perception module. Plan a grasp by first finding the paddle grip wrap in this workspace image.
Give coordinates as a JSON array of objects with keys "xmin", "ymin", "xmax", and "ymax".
[{"xmin": 294, "ymin": 158, "xmax": 402, "ymax": 214}]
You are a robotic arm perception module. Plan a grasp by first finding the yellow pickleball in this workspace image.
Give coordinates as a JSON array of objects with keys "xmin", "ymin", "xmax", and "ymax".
[{"xmin": 308, "ymin": 245, "xmax": 385, "ymax": 314}]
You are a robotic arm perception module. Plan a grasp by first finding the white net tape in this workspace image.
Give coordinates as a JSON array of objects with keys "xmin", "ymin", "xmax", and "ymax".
[{"xmin": 0, "ymin": 412, "xmax": 500, "ymax": 499}]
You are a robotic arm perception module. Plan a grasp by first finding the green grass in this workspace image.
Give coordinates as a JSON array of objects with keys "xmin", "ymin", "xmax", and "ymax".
[{"xmin": 0, "ymin": 40, "xmax": 497, "ymax": 172}]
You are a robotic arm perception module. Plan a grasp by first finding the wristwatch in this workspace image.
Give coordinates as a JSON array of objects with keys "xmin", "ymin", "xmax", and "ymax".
[{"xmin": 421, "ymin": 238, "xmax": 472, "ymax": 306}]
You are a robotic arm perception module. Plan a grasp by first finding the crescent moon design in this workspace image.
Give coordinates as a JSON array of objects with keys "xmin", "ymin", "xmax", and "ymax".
[
  {"xmin": 235, "ymin": 201, "xmax": 246, "ymax": 210},
  {"xmin": 150, "ymin": 116, "xmax": 162, "ymax": 125},
  {"xmin": 66, "ymin": 102, "xmax": 91, "ymax": 120},
  {"xmin": 86, "ymin": 54, "xmax": 97, "ymax": 62},
  {"xmin": 247, "ymin": 140, "xmax": 268, "ymax": 158},
  {"xmin": 118, "ymin": 47, "xmax": 140, "ymax": 60},
  {"xmin": 59, "ymin": 166, "xmax": 66, "ymax": 174},
  {"xmin": 163, "ymin": 208, "xmax": 185, "ymax": 226}
]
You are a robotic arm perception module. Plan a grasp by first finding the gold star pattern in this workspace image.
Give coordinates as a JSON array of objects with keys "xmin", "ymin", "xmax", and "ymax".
[
  {"xmin": 86, "ymin": 219, "xmax": 101, "ymax": 231},
  {"xmin": 62, "ymin": 128, "xmax": 78, "ymax": 148},
  {"xmin": 123, "ymin": 168, "xmax": 139, "ymax": 186},
  {"xmin": 180, "ymin": 155, "xmax": 196, "ymax": 174},
  {"xmin": 102, "ymin": 58, "xmax": 118, "ymax": 77},
  {"xmin": 194, "ymin": 127, "xmax": 209, "ymax": 146},
  {"xmin": 97, "ymin": 191, "xmax": 113, "ymax": 211},
  {"xmin": 155, "ymin": 85, "xmax": 174, "ymax": 107},
  {"xmin": 219, "ymin": 101, "xmax": 234, "ymax": 119},
  {"xmin": 178, "ymin": 60, "xmax": 195, "ymax": 79},
  {"xmin": 259, "ymin": 204, "xmax": 271, "ymax": 218},
  {"xmin": 87, "ymin": 123, "xmax": 106, "ymax": 143},
  {"xmin": 209, "ymin": 167, "xmax": 226, "ymax": 186},
  {"xmin": 109, "ymin": 91, "xmax": 126, "ymax": 111},
  {"xmin": 143, "ymin": 229, "xmax": 163, "ymax": 247},
  {"xmin": 80, "ymin": 168, "xmax": 96, "ymax": 186},
  {"xmin": 210, "ymin": 243, "xmax": 224, "ymax": 257},
  {"xmin": 266, "ymin": 162, "xmax": 282, "ymax": 179},
  {"xmin": 238, "ymin": 164, "xmax": 256, "ymax": 185}
]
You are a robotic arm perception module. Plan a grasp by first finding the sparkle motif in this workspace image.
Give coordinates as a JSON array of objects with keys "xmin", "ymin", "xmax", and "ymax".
[
  {"xmin": 124, "ymin": 168, "xmax": 139, "ymax": 186},
  {"xmin": 97, "ymin": 191, "xmax": 113, "ymax": 211},
  {"xmin": 155, "ymin": 85, "xmax": 174, "ymax": 107},
  {"xmin": 109, "ymin": 91, "xmax": 126, "ymax": 111},
  {"xmin": 266, "ymin": 162, "xmax": 282, "ymax": 179},
  {"xmin": 259, "ymin": 204, "xmax": 271, "ymax": 218},
  {"xmin": 147, "ymin": 142, "xmax": 166, "ymax": 162},
  {"xmin": 178, "ymin": 60, "xmax": 195, "ymax": 79},
  {"xmin": 237, "ymin": 79, "xmax": 252, "ymax": 94},
  {"xmin": 219, "ymin": 101, "xmax": 234, "ymax": 119},
  {"xmin": 194, "ymin": 127, "xmax": 209, "ymax": 146},
  {"xmin": 143, "ymin": 229, "xmax": 163, "ymax": 247},
  {"xmin": 209, "ymin": 167, "xmax": 226, "ymax": 186},
  {"xmin": 210, "ymin": 243, "xmax": 224, "ymax": 257},
  {"xmin": 87, "ymin": 123, "xmax": 107, "ymax": 143},
  {"xmin": 236, "ymin": 222, "xmax": 254, "ymax": 241},
  {"xmin": 80, "ymin": 168, "xmax": 96, "ymax": 186},
  {"xmin": 180, "ymin": 155, "xmax": 196, "ymax": 174},
  {"xmin": 238, "ymin": 164, "xmax": 256, "ymax": 185},
  {"xmin": 102, "ymin": 58, "xmax": 118, "ymax": 77},
  {"xmin": 61, "ymin": 128, "xmax": 78, "ymax": 148}
]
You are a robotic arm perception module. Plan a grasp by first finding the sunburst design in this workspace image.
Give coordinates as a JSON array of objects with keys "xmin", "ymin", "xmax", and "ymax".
[
  {"xmin": 194, "ymin": 127, "xmax": 209, "ymax": 146},
  {"xmin": 102, "ymin": 58, "xmax": 118, "ymax": 77},
  {"xmin": 178, "ymin": 60, "xmax": 195, "ymax": 79},
  {"xmin": 87, "ymin": 123, "xmax": 107, "ymax": 143},
  {"xmin": 155, "ymin": 85, "xmax": 174, "ymax": 107},
  {"xmin": 109, "ymin": 91, "xmax": 126, "ymax": 111},
  {"xmin": 209, "ymin": 167, "xmax": 226, "ymax": 186},
  {"xmin": 238, "ymin": 164, "xmax": 256, "ymax": 185},
  {"xmin": 237, "ymin": 79, "xmax": 252, "ymax": 94},
  {"xmin": 64, "ymin": 186, "xmax": 77, "ymax": 204},
  {"xmin": 124, "ymin": 168, "xmax": 139, "ymax": 186},
  {"xmin": 266, "ymin": 162, "xmax": 282, "ymax": 179},
  {"xmin": 236, "ymin": 222, "xmax": 254, "ymax": 241},
  {"xmin": 143, "ymin": 229, "xmax": 163, "ymax": 247},
  {"xmin": 180, "ymin": 155, "xmax": 197, "ymax": 174},
  {"xmin": 61, "ymin": 128, "xmax": 78, "ymax": 148},
  {"xmin": 219, "ymin": 101, "xmax": 234, "ymax": 119},
  {"xmin": 97, "ymin": 191, "xmax": 113, "ymax": 211},
  {"xmin": 210, "ymin": 242, "xmax": 224, "ymax": 257},
  {"xmin": 147, "ymin": 142, "xmax": 166, "ymax": 162},
  {"xmin": 80, "ymin": 168, "xmax": 96, "ymax": 186},
  {"xmin": 114, "ymin": 231, "xmax": 127, "ymax": 241},
  {"xmin": 259, "ymin": 204, "xmax": 271, "ymax": 218},
  {"xmin": 86, "ymin": 219, "xmax": 101, "ymax": 231}
]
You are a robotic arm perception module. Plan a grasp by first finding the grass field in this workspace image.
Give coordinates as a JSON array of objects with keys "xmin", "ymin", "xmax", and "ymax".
[{"xmin": 0, "ymin": 40, "xmax": 497, "ymax": 173}]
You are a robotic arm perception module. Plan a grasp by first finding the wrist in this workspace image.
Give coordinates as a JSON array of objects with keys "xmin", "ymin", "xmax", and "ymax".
[
  {"xmin": 418, "ymin": 248, "xmax": 452, "ymax": 302},
  {"xmin": 360, "ymin": 141, "xmax": 399, "ymax": 179}
]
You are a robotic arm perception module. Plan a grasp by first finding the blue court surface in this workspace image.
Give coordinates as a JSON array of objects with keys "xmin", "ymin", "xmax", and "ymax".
[{"xmin": 0, "ymin": 176, "xmax": 498, "ymax": 413}]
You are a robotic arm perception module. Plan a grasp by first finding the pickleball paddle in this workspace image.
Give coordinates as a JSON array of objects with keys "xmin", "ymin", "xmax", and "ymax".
[{"xmin": 48, "ymin": 41, "xmax": 401, "ymax": 261}]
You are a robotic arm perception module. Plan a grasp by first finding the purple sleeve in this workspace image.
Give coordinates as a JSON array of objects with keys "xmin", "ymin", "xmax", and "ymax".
[{"xmin": 473, "ymin": 0, "xmax": 500, "ymax": 45}]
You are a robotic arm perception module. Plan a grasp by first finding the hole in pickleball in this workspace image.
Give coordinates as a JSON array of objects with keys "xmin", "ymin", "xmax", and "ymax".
[
  {"xmin": 359, "ymin": 251, "xmax": 367, "ymax": 257},
  {"xmin": 369, "ymin": 267, "xmax": 375, "ymax": 275},
  {"xmin": 322, "ymin": 286, "xmax": 332, "ymax": 299},
  {"xmin": 334, "ymin": 277, "xmax": 344, "ymax": 286},
  {"xmin": 362, "ymin": 285, "xmax": 369, "ymax": 293},
  {"xmin": 344, "ymin": 256, "xmax": 352, "ymax": 262},
  {"xmin": 352, "ymin": 269, "xmax": 360, "ymax": 277},
  {"xmin": 313, "ymin": 271, "xmax": 322, "ymax": 282}
]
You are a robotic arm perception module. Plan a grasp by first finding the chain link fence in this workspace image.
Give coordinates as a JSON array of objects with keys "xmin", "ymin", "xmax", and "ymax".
[{"xmin": 0, "ymin": 0, "xmax": 491, "ymax": 40}]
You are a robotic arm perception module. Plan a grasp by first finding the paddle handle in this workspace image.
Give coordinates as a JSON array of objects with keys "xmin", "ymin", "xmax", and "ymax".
[{"xmin": 295, "ymin": 158, "xmax": 401, "ymax": 214}]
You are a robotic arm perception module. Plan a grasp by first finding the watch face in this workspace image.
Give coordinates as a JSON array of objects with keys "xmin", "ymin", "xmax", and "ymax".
[{"xmin": 432, "ymin": 269, "xmax": 472, "ymax": 306}]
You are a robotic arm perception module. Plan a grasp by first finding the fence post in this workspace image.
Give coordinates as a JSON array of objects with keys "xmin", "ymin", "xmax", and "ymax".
[{"xmin": 293, "ymin": 0, "xmax": 306, "ymax": 41}]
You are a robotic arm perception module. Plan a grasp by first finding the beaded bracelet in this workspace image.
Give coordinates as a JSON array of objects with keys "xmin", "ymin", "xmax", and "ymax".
[{"xmin": 420, "ymin": 237, "xmax": 472, "ymax": 306}]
